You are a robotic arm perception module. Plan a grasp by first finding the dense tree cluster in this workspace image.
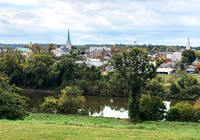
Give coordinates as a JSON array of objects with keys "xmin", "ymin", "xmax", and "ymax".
[
  {"xmin": 0, "ymin": 72, "xmax": 28, "ymax": 120},
  {"xmin": 167, "ymin": 99, "xmax": 200, "ymax": 122},
  {"xmin": 167, "ymin": 75, "xmax": 200, "ymax": 99}
]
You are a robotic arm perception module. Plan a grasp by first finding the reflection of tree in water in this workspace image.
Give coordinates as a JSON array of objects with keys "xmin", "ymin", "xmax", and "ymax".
[
  {"xmin": 22, "ymin": 91, "xmax": 59, "ymax": 112},
  {"xmin": 165, "ymin": 99, "xmax": 195, "ymax": 107},
  {"xmin": 22, "ymin": 91, "xmax": 195, "ymax": 115},
  {"xmin": 82, "ymin": 96, "xmax": 128, "ymax": 115}
]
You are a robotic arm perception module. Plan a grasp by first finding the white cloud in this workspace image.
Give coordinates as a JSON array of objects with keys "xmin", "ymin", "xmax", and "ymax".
[{"xmin": 0, "ymin": 0, "xmax": 200, "ymax": 45}]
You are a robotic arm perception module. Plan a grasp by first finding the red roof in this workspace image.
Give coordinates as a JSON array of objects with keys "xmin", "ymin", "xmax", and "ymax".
[{"xmin": 50, "ymin": 49, "xmax": 55, "ymax": 53}]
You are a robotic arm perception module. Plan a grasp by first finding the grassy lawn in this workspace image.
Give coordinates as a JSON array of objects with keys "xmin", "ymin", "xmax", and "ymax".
[
  {"xmin": 0, "ymin": 113, "xmax": 200, "ymax": 140},
  {"xmin": 158, "ymin": 74, "xmax": 200, "ymax": 82}
]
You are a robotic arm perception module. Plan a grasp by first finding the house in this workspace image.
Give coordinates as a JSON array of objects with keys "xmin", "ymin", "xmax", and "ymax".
[
  {"xmin": 148, "ymin": 51, "xmax": 182, "ymax": 62},
  {"xmin": 89, "ymin": 46, "xmax": 112, "ymax": 59},
  {"xmin": 156, "ymin": 67, "xmax": 176, "ymax": 75},
  {"xmin": 53, "ymin": 46, "xmax": 70, "ymax": 57},
  {"xmin": 166, "ymin": 52, "xmax": 182, "ymax": 61},
  {"xmin": 75, "ymin": 58, "xmax": 107, "ymax": 67},
  {"xmin": 89, "ymin": 46, "xmax": 111, "ymax": 52}
]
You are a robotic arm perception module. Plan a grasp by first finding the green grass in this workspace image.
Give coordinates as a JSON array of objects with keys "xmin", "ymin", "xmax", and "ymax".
[
  {"xmin": 158, "ymin": 74, "xmax": 200, "ymax": 83},
  {"xmin": 0, "ymin": 113, "xmax": 200, "ymax": 139}
]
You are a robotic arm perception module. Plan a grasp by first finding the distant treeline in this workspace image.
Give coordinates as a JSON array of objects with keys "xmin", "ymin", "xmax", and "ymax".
[{"xmin": 1, "ymin": 43, "xmax": 200, "ymax": 51}]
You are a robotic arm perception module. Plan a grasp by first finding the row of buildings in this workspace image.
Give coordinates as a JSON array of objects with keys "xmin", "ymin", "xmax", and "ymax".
[{"xmin": 3, "ymin": 30, "xmax": 198, "ymax": 74}]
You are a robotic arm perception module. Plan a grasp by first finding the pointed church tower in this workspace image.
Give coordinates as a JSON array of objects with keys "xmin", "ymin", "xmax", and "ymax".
[
  {"xmin": 29, "ymin": 40, "xmax": 32, "ymax": 47},
  {"xmin": 66, "ymin": 29, "xmax": 72, "ymax": 49},
  {"xmin": 186, "ymin": 37, "xmax": 191, "ymax": 50}
]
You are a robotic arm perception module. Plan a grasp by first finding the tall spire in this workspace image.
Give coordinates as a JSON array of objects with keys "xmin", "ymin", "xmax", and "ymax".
[
  {"xmin": 66, "ymin": 29, "xmax": 71, "ymax": 49},
  {"xmin": 67, "ymin": 29, "xmax": 71, "ymax": 44},
  {"xmin": 29, "ymin": 40, "xmax": 32, "ymax": 47},
  {"xmin": 186, "ymin": 37, "xmax": 191, "ymax": 50}
]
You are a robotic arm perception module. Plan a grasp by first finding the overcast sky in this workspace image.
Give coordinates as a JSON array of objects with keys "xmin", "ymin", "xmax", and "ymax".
[{"xmin": 0, "ymin": 0, "xmax": 200, "ymax": 46}]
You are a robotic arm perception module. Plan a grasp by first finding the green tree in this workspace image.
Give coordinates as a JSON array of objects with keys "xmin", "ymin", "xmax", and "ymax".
[
  {"xmin": 175, "ymin": 57, "xmax": 189, "ymax": 70},
  {"xmin": 169, "ymin": 83, "xmax": 180, "ymax": 95},
  {"xmin": 40, "ymin": 86, "xmax": 85, "ymax": 114},
  {"xmin": 182, "ymin": 50, "xmax": 196, "ymax": 64},
  {"xmin": 167, "ymin": 102, "xmax": 195, "ymax": 122},
  {"xmin": 0, "ymin": 72, "xmax": 10, "ymax": 89},
  {"xmin": 0, "ymin": 88, "xmax": 28, "ymax": 120},
  {"xmin": 52, "ymin": 58, "xmax": 75, "ymax": 88},
  {"xmin": 111, "ymin": 48, "xmax": 157, "ymax": 123},
  {"xmin": 139, "ymin": 94, "xmax": 166, "ymax": 121},
  {"xmin": 177, "ymin": 75, "xmax": 198, "ymax": 89},
  {"xmin": 145, "ymin": 78, "xmax": 165, "ymax": 97},
  {"xmin": 24, "ymin": 53, "xmax": 55, "ymax": 88},
  {"xmin": 0, "ymin": 52, "xmax": 20, "ymax": 76},
  {"xmin": 195, "ymin": 51, "xmax": 200, "ymax": 59}
]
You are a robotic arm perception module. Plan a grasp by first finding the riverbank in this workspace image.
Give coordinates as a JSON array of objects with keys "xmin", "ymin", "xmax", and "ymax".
[{"xmin": 0, "ymin": 113, "xmax": 199, "ymax": 139}]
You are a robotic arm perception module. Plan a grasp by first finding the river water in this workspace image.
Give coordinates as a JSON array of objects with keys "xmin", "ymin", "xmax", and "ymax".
[{"xmin": 22, "ymin": 90, "xmax": 194, "ymax": 119}]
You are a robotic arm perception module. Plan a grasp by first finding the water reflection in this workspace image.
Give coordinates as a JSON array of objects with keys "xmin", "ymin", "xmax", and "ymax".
[
  {"xmin": 83, "ymin": 96, "xmax": 128, "ymax": 118},
  {"xmin": 22, "ymin": 91, "xmax": 195, "ymax": 119},
  {"xmin": 91, "ymin": 106, "xmax": 129, "ymax": 118}
]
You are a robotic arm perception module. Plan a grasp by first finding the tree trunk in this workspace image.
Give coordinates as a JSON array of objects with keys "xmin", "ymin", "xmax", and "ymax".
[{"xmin": 128, "ymin": 90, "xmax": 141, "ymax": 123}]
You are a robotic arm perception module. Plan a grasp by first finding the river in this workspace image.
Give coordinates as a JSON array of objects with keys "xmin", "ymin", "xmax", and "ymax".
[{"xmin": 22, "ymin": 90, "xmax": 195, "ymax": 119}]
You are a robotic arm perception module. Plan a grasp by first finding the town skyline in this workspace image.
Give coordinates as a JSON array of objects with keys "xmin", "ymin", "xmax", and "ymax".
[{"xmin": 1, "ymin": 0, "xmax": 200, "ymax": 46}]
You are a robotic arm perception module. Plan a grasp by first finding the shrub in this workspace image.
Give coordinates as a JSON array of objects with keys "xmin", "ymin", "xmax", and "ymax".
[
  {"xmin": 194, "ymin": 98, "xmax": 200, "ymax": 122},
  {"xmin": 40, "ymin": 86, "xmax": 85, "ymax": 114},
  {"xmin": 139, "ymin": 94, "xmax": 166, "ymax": 121},
  {"xmin": 61, "ymin": 86, "xmax": 84, "ymax": 95},
  {"xmin": 177, "ymin": 75, "xmax": 198, "ymax": 89},
  {"xmin": 145, "ymin": 80, "xmax": 165, "ymax": 97},
  {"xmin": 7, "ymin": 84, "xmax": 23, "ymax": 94},
  {"xmin": 166, "ymin": 106, "xmax": 180, "ymax": 121},
  {"xmin": 169, "ymin": 83, "xmax": 180, "ymax": 95},
  {"xmin": 40, "ymin": 96, "xmax": 58, "ymax": 113},
  {"xmin": 166, "ymin": 102, "xmax": 195, "ymax": 122},
  {"xmin": 184, "ymin": 86, "xmax": 200, "ymax": 96},
  {"xmin": 178, "ymin": 102, "xmax": 195, "ymax": 122},
  {"xmin": 0, "ymin": 88, "xmax": 28, "ymax": 120},
  {"xmin": 58, "ymin": 86, "xmax": 85, "ymax": 114}
]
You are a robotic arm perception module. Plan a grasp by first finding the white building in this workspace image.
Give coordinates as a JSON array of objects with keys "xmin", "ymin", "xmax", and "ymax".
[
  {"xmin": 89, "ymin": 46, "xmax": 111, "ymax": 52},
  {"xmin": 156, "ymin": 67, "xmax": 176, "ymax": 75},
  {"xmin": 166, "ymin": 52, "xmax": 182, "ymax": 62},
  {"xmin": 75, "ymin": 58, "xmax": 107, "ymax": 67}
]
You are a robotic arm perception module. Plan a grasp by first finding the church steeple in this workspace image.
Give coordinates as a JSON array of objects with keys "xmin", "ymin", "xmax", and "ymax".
[
  {"xmin": 186, "ymin": 37, "xmax": 191, "ymax": 50},
  {"xmin": 29, "ymin": 40, "xmax": 32, "ymax": 47},
  {"xmin": 66, "ymin": 29, "xmax": 71, "ymax": 49}
]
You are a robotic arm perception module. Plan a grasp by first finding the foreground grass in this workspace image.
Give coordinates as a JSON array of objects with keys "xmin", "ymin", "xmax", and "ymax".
[{"xmin": 0, "ymin": 113, "xmax": 200, "ymax": 140}]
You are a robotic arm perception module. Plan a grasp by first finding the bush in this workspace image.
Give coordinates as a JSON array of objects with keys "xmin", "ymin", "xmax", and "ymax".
[
  {"xmin": 40, "ymin": 86, "xmax": 85, "ymax": 114},
  {"xmin": 139, "ymin": 94, "xmax": 166, "ymax": 121},
  {"xmin": 40, "ymin": 96, "xmax": 58, "ymax": 113},
  {"xmin": 0, "ymin": 89, "xmax": 28, "ymax": 120},
  {"xmin": 183, "ymin": 86, "xmax": 200, "ymax": 96},
  {"xmin": 178, "ymin": 102, "xmax": 195, "ymax": 122},
  {"xmin": 169, "ymin": 83, "xmax": 180, "ymax": 95},
  {"xmin": 177, "ymin": 75, "xmax": 198, "ymax": 89},
  {"xmin": 7, "ymin": 84, "xmax": 23, "ymax": 94},
  {"xmin": 166, "ymin": 102, "xmax": 195, "ymax": 122},
  {"xmin": 194, "ymin": 98, "xmax": 200, "ymax": 122},
  {"xmin": 166, "ymin": 106, "xmax": 180, "ymax": 121},
  {"xmin": 145, "ymin": 79, "xmax": 165, "ymax": 97}
]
